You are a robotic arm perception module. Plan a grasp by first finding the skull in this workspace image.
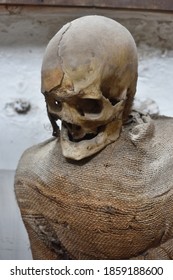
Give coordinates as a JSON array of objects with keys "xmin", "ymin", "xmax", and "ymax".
[{"xmin": 41, "ymin": 15, "xmax": 138, "ymax": 160}]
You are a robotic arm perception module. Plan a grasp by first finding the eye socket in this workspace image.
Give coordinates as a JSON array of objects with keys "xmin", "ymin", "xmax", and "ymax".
[
  {"xmin": 100, "ymin": 84, "xmax": 119, "ymax": 106},
  {"xmin": 54, "ymin": 99, "xmax": 62, "ymax": 111},
  {"xmin": 45, "ymin": 94, "xmax": 62, "ymax": 112},
  {"xmin": 108, "ymin": 98, "xmax": 119, "ymax": 106},
  {"xmin": 55, "ymin": 100, "xmax": 60, "ymax": 106},
  {"xmin": 77, "ymin": 98, "xmax": 102, "ymax": 116}
]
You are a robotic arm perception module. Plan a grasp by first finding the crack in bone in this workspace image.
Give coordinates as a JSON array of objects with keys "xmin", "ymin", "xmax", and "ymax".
[{"xmin": 57, "ymin": 22, "xmax": 72, "ymax": 85}]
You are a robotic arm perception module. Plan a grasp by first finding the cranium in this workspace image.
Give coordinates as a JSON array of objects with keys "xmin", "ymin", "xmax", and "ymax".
[{"xmin": 41, "ymin": 15, "xmax": 138, "ymax": 160}]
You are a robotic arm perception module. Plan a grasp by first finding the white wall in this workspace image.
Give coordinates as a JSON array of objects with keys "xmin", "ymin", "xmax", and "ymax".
[{"xmin": 0, "ymin": 10, "xmax": 173, "ymax": 259}]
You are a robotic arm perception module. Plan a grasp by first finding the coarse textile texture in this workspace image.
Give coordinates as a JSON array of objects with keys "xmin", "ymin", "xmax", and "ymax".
[{"xmin": 15, "ymin": 112, "xmax": 173, "ymax": 259}]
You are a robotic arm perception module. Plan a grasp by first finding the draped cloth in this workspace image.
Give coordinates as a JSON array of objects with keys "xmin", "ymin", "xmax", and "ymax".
[{"xmin": 15, "ymin": 112, "xmax": 173, "ymax": 259}]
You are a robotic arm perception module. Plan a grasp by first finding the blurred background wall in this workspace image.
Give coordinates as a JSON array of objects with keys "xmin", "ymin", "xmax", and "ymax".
[{"xmin": 0, "ymin": 1, "xmax": 173, "ymax": 259}]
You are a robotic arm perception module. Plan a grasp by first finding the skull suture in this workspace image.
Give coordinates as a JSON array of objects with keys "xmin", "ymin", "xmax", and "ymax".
[{"xmin": 41, "ymin": 15, "xmax": 138, "ymax": 160}]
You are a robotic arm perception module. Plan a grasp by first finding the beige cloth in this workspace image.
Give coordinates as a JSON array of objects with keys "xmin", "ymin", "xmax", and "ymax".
[{"xmin": 15, "ymin": 112, "xmax": 173, "ymax": 259}]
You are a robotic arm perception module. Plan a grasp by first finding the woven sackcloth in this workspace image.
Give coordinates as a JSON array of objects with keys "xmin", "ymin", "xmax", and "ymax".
[{"xmin": 15, "ymin": 112, "xmax": 173, "ymax": 259}]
